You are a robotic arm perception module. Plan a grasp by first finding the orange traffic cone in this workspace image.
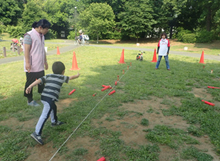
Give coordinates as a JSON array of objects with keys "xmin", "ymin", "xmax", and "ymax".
[
  {"xmin": 118, "ymin": 49, "xmax": 125, "ymax": 64},
  {"xmin": 151, "ymin": 49, "xmax": 157, "ymax": 62},
  {"xmin": 199, "ymin": 51, "xmax": 205, "ymax": 64},
  {"xmin": 57, "ymin": 46, "xmax": 60, "ymax": 55},
  {"xmin": 70, "ymin": 51, "xmax": 80, "ymax": 70}
]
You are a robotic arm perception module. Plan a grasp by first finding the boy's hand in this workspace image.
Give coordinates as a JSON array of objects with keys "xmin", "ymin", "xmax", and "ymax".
[
  {"xmin": 26, "ymin": 86, "xmax": 32, "ymax": 94},
  {"xmin": 69, "ymin": 72, "xmax": 80, "ymax": 80}
]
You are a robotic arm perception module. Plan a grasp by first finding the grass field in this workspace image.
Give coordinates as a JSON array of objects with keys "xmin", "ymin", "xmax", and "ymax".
[{"xmin": 1, "ymin": 43, "xmax": 220, "ymax": 161}]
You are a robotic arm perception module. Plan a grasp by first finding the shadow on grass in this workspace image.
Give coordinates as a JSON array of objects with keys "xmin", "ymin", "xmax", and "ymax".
[{"xmin": 194, "ymin": 40, "xmax": 220, "ymax": 50}]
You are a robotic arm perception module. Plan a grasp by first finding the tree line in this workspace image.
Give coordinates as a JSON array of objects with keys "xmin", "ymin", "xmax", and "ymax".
[{"xmin": 0, "ymin": 0, "xmax": 220, "ymax": 42}]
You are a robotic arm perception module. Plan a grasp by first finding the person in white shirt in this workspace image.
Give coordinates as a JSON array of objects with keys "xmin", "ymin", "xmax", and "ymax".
[{"xmin": 155, "ymin": 33, "xmax": 170, "ymax": 70}]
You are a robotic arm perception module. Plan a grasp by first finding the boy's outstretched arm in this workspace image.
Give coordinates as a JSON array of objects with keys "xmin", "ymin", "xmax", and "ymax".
[
  {"xmin": 69, "ymin": 72, "xmax": 80, "ymax": 80},
  {"xmin": 26, "ymin": 79, "xmax": 41, "ymax": 94}
]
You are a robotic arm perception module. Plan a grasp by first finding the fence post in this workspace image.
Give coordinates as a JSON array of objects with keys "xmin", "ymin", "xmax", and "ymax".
[
  {"xmin": 3, "ymin": 47, "xmax": 6, "ymax": 57},
  {"xmin": 17, "ymin": 46, "xmax": 20, "ymax": 55},
  {"xmin": 12, "ymin": 44, "xmax": 15, "ymax": 52}
]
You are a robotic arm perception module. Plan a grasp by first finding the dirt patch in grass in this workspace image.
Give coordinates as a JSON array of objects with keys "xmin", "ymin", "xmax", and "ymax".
[
  {"xmin": 193, "ymin": 136, "xmax": 220, "ymax": 161},
  {"xmin": 2, "ymin": 96, "xmax": 219, "ymax": 161},
  {"xmin": 66, "ymin": 136, "xmax": 100, "ymax": 161},
  {"xmin": 0, "ymin": 117, "xmax": 36, "ymax": 130},
  {"xmin": 190, "ymin": 87, "xmax": 213, "ymax": 100},
  {"xmin": 91, "ymin": 96, "xmax": 219, "ymax": 161},
  {"xmin": 25, "ymin": 142, "xmax": 66, "ymax": 161},
  {"xmin": 0, "ymin": 98, "xmax": 76, "ymax": 130},
  {"xmin": 56, "ymin": 98, "xmax": 77, "ymax": 112}
]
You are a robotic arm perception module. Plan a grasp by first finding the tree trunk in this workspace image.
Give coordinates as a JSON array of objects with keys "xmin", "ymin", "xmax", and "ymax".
[
  {"xmin": 206, "ymin": 7, "xmax": 212, "ymax": 31},
  {"xmin": 136, "ymin": 33, "xmax": 138, "ymax": 43},
  {"xmin": 169, "ymin": 26, "xmax": 173, "ymax": 39},
  {"xmin": 97, "ymin": 31, "xmax": 99, "ymax": 44}
]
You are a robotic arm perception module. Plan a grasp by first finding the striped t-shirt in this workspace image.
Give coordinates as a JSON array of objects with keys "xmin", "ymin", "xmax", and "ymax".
[
  {"xmin": 40, "ymin": 74, "xmax": 69, "ymax": 101},
  {"xmin": 23, "ymin": 34, "xmax": 32, "ymax": 45}
]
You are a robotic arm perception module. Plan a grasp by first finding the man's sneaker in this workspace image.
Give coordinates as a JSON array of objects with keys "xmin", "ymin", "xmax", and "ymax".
[
  {"xmin": 28, "ymin": 100, "xmax": 40, "ymax": 107},
  {"xmin": 51, "ymin": 121, "xmax": 64, "ymax": 126},
  {"xmin": 31, "ymin": 132, "xmax": 44, "ymax": 145}
]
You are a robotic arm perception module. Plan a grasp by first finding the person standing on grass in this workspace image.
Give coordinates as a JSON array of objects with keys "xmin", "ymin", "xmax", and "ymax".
[
  {"xmin": 155, "ymin": 32, "xmax": 170, "ymax": 70},
  {"xmin": 23, "ymin": 19, "xmax": 51, "ymax": 106},
  {"xmin": 26, "ymin": 61, "xmax": 80, "ymax": 145}
]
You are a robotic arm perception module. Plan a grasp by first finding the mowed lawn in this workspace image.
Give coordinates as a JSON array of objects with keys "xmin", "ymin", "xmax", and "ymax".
[{"xmin": 1, "ymin": 45, "xmax": 220, "ymax": 161}]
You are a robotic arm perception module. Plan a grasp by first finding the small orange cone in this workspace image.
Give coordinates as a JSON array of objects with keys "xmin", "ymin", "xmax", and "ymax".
[
  {"xmin": 151, "ymin": 49, "xmax": 157, "ymax": 62},
  {"xmin": 97, "ymin": 157, "xmax": 106, "ymax": 161},
  {"xmin": 68, "ymin": 89, "xmax": 76, "ymax": 95},
  {"xmin": 199, "ymin": 51, "xmax": 205, "ymax": 64},
  {"xmin": 109, "ymin": 90, "xmax": 116, "ymax": 95},
  {"xmin": 118, "ymin": 49, "xmax": 125, "ymax": 64},
  {"xmin": 70, "ymin": 51, "xmax": 80, "ymax": 70},
  {"xmin": 57, "ymin": 46, "xmax": 60, "ymax": 55}
]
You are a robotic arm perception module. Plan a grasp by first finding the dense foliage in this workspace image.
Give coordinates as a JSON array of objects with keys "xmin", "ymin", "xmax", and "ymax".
[{"xmin": 0, "ymin": 0, "xmax": 220, "ymax": 42}]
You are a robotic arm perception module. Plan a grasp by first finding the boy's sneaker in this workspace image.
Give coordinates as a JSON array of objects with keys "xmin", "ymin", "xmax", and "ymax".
[
  {"xmin": 28, "ymin": 100, "xmax": 40, "ymax": 107},
  {"xmin": 51, "ymin": 121, "xmax": 64, "ymax": 126},
  {"xmin": 31, "ymin": 132, "xmax": 44, "ymax": 145}
]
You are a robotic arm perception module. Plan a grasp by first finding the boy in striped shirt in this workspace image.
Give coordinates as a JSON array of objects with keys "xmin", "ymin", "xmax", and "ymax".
[{"xmin": 26, "ymin": 61, "xmax": 80, "ymax": 145}]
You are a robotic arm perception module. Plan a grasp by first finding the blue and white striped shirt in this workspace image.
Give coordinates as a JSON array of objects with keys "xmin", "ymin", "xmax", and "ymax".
[{"xmin": 40, "ymin": 74, "xmax": 69, "ymax": 101}]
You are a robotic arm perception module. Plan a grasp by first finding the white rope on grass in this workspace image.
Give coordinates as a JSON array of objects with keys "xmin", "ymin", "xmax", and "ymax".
[{"xmin": 49, "ymin": 65, "xmax": 132, "ymax": 161}]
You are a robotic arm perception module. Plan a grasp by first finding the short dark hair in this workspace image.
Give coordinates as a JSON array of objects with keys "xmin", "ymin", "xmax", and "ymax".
[
  {"xmin": 52, "ymin": 61, "xmax": 65, "ymax": 74},
  {"xmin": 161, "ymin": 32, "xmax": 167, "ymax": 38},
  {"xmin": 32, "ymin": 19, "xmax": 51, "ymax": 29}
]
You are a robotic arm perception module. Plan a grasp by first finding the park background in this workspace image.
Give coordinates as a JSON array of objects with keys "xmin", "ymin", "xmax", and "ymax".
[{"xmin": 0, "ymin": 0, "xmax": 220, "ymax": 43}]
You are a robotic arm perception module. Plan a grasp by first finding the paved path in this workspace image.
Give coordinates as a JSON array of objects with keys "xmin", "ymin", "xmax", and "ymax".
[
  {"xmin": 89, "ymin": 45, "xmax": 220, "ymax": 61},
  {"xmin": 1, "ymin": 43, "xmax": 220, "ymax": 65},
  {"xmin": 0, "ymin": 43, "xmax": 79, "ymax": 65}
]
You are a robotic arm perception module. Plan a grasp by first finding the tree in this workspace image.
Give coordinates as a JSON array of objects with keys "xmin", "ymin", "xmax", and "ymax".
[
  {"xmin": 214, "ymin": 9, "xmax": 220, "ymax": 35},
  {"xmin": 176, "ymin": 0, "xmax": 203, "ymax": 31},
  {"xmin": 161, "ymin": 0, "xmax": 188, "ymax": 38},
  {"xmin": 79, "ymin": 3, "xmax": 115, "ymax": 43},
  {"xmin": 81, "ymin": 0, "xmax": 126, "ymax": 22},
  {"xmin": 118, "ymin": 0, "xmax": 156, "ymax": 42},
  {"xmin": 0, "ymin": 0, "xmax": 22, "ymax": 25},
  {"xmin": 196, "ymin": 0, "xmax": 220, "ymax": 32},
  {"xmin": 21, "ymin": 0, "xmax": 48, "ymax": 32}
]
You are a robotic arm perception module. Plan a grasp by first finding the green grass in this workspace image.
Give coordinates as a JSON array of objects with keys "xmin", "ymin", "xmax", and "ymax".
[
  {"xmin": 1, "ymin": 43, "xmax": 220, "ymax": 160},
  {"xmin": 145, "ymin": 125, "xmax": 199, "ymax": 149},
  {"xmin": 181, "ymin": 146, "xmax": 213, "ymax": 161}
]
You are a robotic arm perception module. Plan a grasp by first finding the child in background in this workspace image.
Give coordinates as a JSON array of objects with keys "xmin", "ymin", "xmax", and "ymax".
[
  {"xmin": 26, "ymin": 61, "xmax": 80, "ymax": 145},
  {"xmin": 155, "ymin": 33, "xmax": 170, "ymax": 70}
]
